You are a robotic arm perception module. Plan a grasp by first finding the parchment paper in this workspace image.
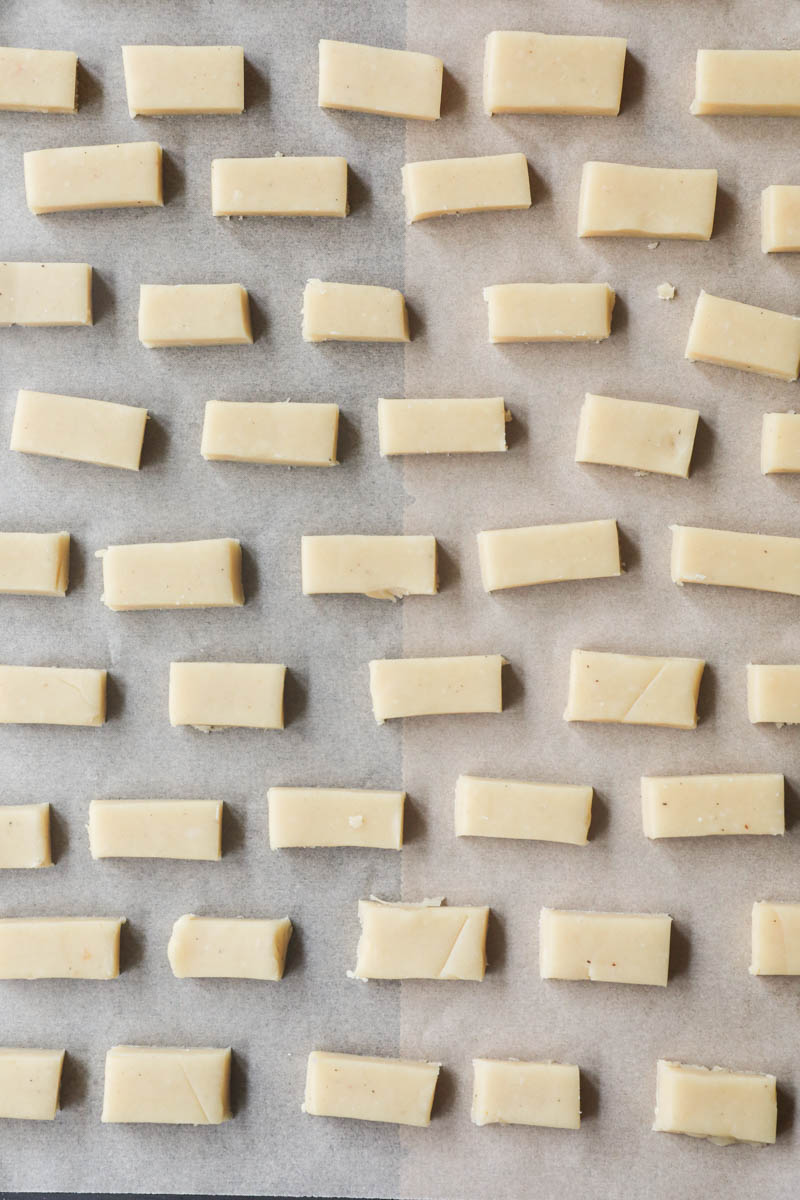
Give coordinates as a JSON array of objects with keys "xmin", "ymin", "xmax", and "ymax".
[{"xmin": 2, "ymin": 0, "xmax": 800, "ymax": 1197}]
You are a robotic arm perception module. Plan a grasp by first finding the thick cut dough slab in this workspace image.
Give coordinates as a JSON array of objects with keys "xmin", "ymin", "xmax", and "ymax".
[
  {"xmin": 122, "ymin": 46, "xmax": 244, "ymax": 116},
  {"xmin": 212, "ymin": 156, "xmax": 347, "ymax": 217},
  {"xmin": 88, "ymin": 799, "xmax": 222, "ymax": 861},
  {"xmin": 24, "ymin": 143, "xmax": 162, "ymax": 214},
  {"xmin": 0, "ymin": 532, "xmax": 69, "ymax": 596},
  {"xmin": 268, "ymin": 787, "xmax": 404, "ymax": 849},
  {"xmin": 0, "ymin": 262, "xmax": 92, "ymax": 327},
  {"xmin": 483, "ymin": 31, "xmax": 626, "ymax": 116},
  {"xmin": 169, "ymin": 662, "xmax": 285, "ymax": 730},
  {"xmin": 471, "ymin": 1060, "xmax": 580, "ymax": 1129},
  {"xmin": 751, "ymin": 902, "xmax": 800, "ymax": 975},
  {"xmin": 0, "ymin": 48, "xmax": 77, "ymax": 113},
  {"xmin": 454, "ymin": 776, "xmax": 591, "ymax": 845},
  {"xmin": 0, "ymin": 803, "xmax": 52, "ymax": 869},
  {"xmin": 402, "ymin": 153, "xmax": 531, "ymax": 223},
  {"xmin": 354, "ymin": 899, "xmax": 489, "ymax": 981},
  {"xmin": 576, "ymin": 393, "xmax": 699, "ymax": 478},
  {"xmin": 540, "ymin": 909, "xmax": 671, "ymax": 986},
  {"xmin": 642, "ymin": 774, "xmax": 784, "ymax": 838},
  {"xmin": 168, "ymin": 914, "xmax": 292, "ymax": 980},
  {"xmin": 378, "ymin": 397, "xmax": 508, "ymax": 455},
  {"xmin": 302, "ymin": 534, "xmax": 437, "ymax": 599},
  {"xmin": 369, "ymin": 655, "xmax": 505, "ymax": 722},
  {"xmin": 202, "ymin": 401, "xmax": 339, "ymax": 466},
  {"xmin": 653, "ymin": 1060, "xmax": 776, "ymax": 1145},
  {"xmin": 302, "ymin": 280, "xmax": 409, "ymax": 343},
  {"xmin": 671, "ymin": 524, "xmax": 800, "ymax": 597},
  {"xmin": 99, "ymin": 539, "xmax": 243, "ymax": 611},
  {"xmin": 762, "ymin": 186, "xmax": 800, "ymax": 253},
  {"xmin": 477, "ymin": 519, "xmax": 620, "ymax": 591},
  {"xmin": 747, "ymin": 664, "xmax": 800, "ymax": 724},
  {"xmin": 12, "ymin": 390, "xmax": 146, "ymax": 471},
  {"xmin": 318, "ymin": 40, "xmax": 442, "ymax": 121},
  {"xmin": 0, "ymin": 666, "xmax": 106, "ymax": 726},
  {"xmin": 304, "ymin": 1051, "xmax": 440, "ymax": 1126},
  {"xmin": 0, "ymin": 1049, "xmax": 64, "ymax": 1119},
  {"xmin": 564, "ymin": 649, "xmax": 704, "ymax": 729},
  {"xmin": 138, "ymin": 284, "xmax": 252, "ymax": 347},
  {"xmin": 685, "ymin": 291, "xmax": 800, "ymax": 381},
  {"xmin": 761, "ymin": 413, "xmax": 800, "ymax": 473},
  {"xmin": 692, "ymin": 50, "xmax": 800, "ymax": 116},
  {"xmin": 484, "ymin": 283, "xmax": 614, "ymax": 343},
  {"xmin": 0, "ymin": 917, "xmax": 123, "ymax": 979},
  {"xmin": 102, "ymin": 1046, "xmax": 231, "ymax": 1124},
  {"xmin": 578, "ymin": 162, "xmax": 717, "ymax": 240}
]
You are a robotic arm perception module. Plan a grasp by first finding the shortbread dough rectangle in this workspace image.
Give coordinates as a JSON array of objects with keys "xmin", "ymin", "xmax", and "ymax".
[
  {"xmin": 268, "ymin": 787, "xmax": 404, "ymax": 849},
  {"xmin": 0, "ymin": 532, "xmax": 69, "ymax": 596},
  {"xmin": 88, "ymin": 799, "xmax": 222, "ymax": 861},
  {"xmin": 354, "ymin": 899, "xmax": 489, "ymax": 981},
  {"xmin": 12, "ymin": 390, "xmax": 147, "ymax": 471},
  {"xmin": 318, "ymin": 40, "xmax": 443, "ymax": 121},
  {"xmin": 0, "ymin": 48, "xmax": 77, "ymax": 113},
  {"xmin": 692, "ymin": 50, "xmax": 800, "ymax": 116},
  {"xmin": 578, "ymin": 162, "xmax": 717, "ymax": 240},
  {"xmin": 402, "ymin": 153, "xmax": 531, "ymax": 223},
  {"xmin": 484, "ymin": 283, "xmax": 615, "ymax": 343},
  {"xmin": 454, "ymin": 776, "xmax": 591, "ymax": 845},
  {"xmin": 477, "ymin": 519, "xmax": 620, "ymax": 591},
  {"xmin": 0, "ymin": 803, "xmax": 52, "ymax": 869},
  {"xmin": 761, "ymin": 413, "xmax": 800, "ymax": 473},
  {"xmin": 102, "ymin": 1047, "xmax": 231, "ymax": 1124},
  {"xmin": 24, "ymin": 142, "xmax": 162, "ymax": 214},
  {"xmin": 576, "ymin": 393, "xmax": 699, "ymax": 478},
  {"xmin": 0, "ymin": 917, "xmax": 123, "ymax": 979},
  {"xmin": 99, "ymin": 539, "xmax": 243, "ymax": 611},
  {"xmin": 369, "ymin": 655, "xmax": 505, "ymax": 722},
  {"xmin": 642, "ymin": 774, "xmax": 784, "ymax": 838},
  {"xmin": 471, "ymin": 1059, "xmax": 580, "ymax": 1129},
  {"xmin": 751, "ymin": 901, "xmax": 800, "ymax": 975},
  {"xmin": 138, "ymin": 284, "xmax": 252, "ymax": 347},
  {"xmin": 122, "ymin": 45, "xmax": 244, "ymax": 116},
  {"xmin": 302, "ymin": 280, "xmax": 409, "ymax": 343},
  {"xmin": 747, "ymin": 664, "xmax": 800, "ymax": 724},
  {"xmin": 483, "ymin": 31, "xmax": 626, "ymax": 116},
  {"xmin": 671, "ymin": 524, "xmax": 800, "ymax": 596},
  {"xmin": 0, "ymin": 666, "xmax": 106, "ymax": 726},
  {"xmin": 202, "ymin": 400, "xmax": 339, "ymax": 466},
  {"xmin": 302, "ymin": 534, "xmax": 437, "ymax": 599},
  {"xmin": 540, "ymin": 909, "xmax": 671, "ymax": 986},
  {"xmin": 168, "ymin": 914, "xmax": 292, "ymax": 980},
  {"xmin": 378, "ymin": 397, "xmax": 508, "ymax": 455},
  {"xmin": 0, "ymin": 262, "xmax": 92, "ymax": 327},
  {"xmin": 685, "ymin": 291, "xmax": 800, "ymax": 381},
  {"xmin": 0, "ymin": 1049, "xmax": 64, "ymax": 1120},
  {"xmin": 304, "ymin": 1051, "xmax": 440, "ymax": 1126},
  {"xmin": 169, "ymin": 662, "xmax": 284, "ymax": 729},
  {"xmin": 762, "ymin": 186, "xmax": 800, "ymax": 253},
  {"xmin": 653, "ymin": 1060, "xmax": 777, "ymax": 1145},
  {"xmin": 564, "ymin": 649, "xmax": 705, "ymax": 729},
  {"xmin": 212, "ymin": 156, "xmax": 347, "ymax": 217}
]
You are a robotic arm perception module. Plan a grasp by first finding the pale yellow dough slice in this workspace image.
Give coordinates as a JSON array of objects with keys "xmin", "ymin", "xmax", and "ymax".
[
  {"xmin": 0, "ymin": 262, "xmax": 92, "ymax": 327},
  {"xmin": 0, "ymin": 1049, "xmax": 64, "ymax": 1119},
  {"xmin": 0, "ymin": 666, "xmax": 106, "ymax": 726},
  {"xmin": 477, "ymin": 519, "xmax": 620, "ymax": 591},
  {"xmin": 169, "ymin": 662, "xmax": 284, "ymax": 729},
  {"xmin": 353, "ymin": 898, "xmax": 489, "ymax": 981},
  {"xmin": 0, "ymin": 917, "xmax": 124, "ymax": 979},
  {"xmin": 653, "ymin": 1060, "xmax": 776, "ymax": 1145},
  {"xmin": 212, "ymin": 156, "xmax": 347, "ymax": 217},
  {"xmin": 268, "ymin": 787, "xmax": 404, "ymax": 849},
  {"xmin": 99, "ymin": 539, "xmax": 243, "ymax": 611},
  {"xmin": 402, "ymin": 153, "xmax": 531, "ymax": 223},
  {"xmin": 88, "ymin": 799, "xmax": 222, "ymax": 861},
  {"xmin": 471, "ymin": 1059, "xmax": 580, "ymax": 1129},
  {"xmin": 483, "ymin": 31, "xmax": 626, "ymax": 116},
  {"xmin": 0, "ymin": 532, "xmax": 69, "ymax": 596},
  {"xmin": 454, "ymin": 775, "xmax": 591, "ymax": 845},
  {"xmin": 761, "ymin": 186, "xmax": 800, "ymax": 253},
  {"xmin": 201, "ymin": 400, "xmax": 339, "ymax": 466},
  {"xmin": 318, "ymin": 40, "xmax": 443, "ymax": 120},
  {"xmin": 11, "ymin": 390, "xmax": 147, "ymax": 471},
  {"xmin": 378, "ymin": 397, "xmax": 508, "ymax": 455},
  {"xmin": 301, "ymin": 534, "xmax": 437, "ymax": 598},
  {"xmin": 0, "ymin": 47, "xmax": 77, "ymax": 113},
  {"xmin": 24, "ymin": 142, "xmax": 162, "ymax": 214},
  {"xmin": 302, "ymin": 279, "xmax": 409, "ymax": 343},
  {"xmin": 0, "ymin": 803, "xmax": 52, "ymax": 868},
  {"xmin": 122, "ymin": 45, "xmax": 244, "ymax": 116},
  {"xmin": 692, "ymin": 50, "xmax": 800, "ymax": 116},
  {"xmin": 540, "ymin": 908, "xmax": 671, "ymax": 986},
  {"xmin": 138, "ymin": 284, "xmax": 252, "ymax": 347},
  {"xmin": 685, "ymin": 291, "xmax": 800, "ymax": 381},
  {"xmin": 578, "ymin": 162, "xmax": 717, "ymax": 240},
  {"xmin": 484, "ymin": 283, "xmax": 615, "ymax": 343},
  {"xmin": 304, "ymin": 1051, "xmax": 440, "ymax": 1126},
  {"xmin": 761, "ymin": 413, "xmax": 800, "ymax": 473},
  {"xmin": 751, "ymin": 901, "xmax": 800, "ymax": 975},
  {"xmin": 747, "ymin": 664, "xmax": 800, "ymax": 724},
  {"xmin": 575, "ymin": 393, "xmax": 699, "ymax": 478},
  {"xmin": 671, "ymin": 524, "xmax": 800, "ymax": 596},
  {"xmin": 641, "ymin": 774, "xmax": 784, "ymax": 838},
  {"xmin": 564, "ymin": 649, "xmax": 704, "ymax": 729},
  {"xmin": 168, "ymin": 914, "xmax": 292, "ymax": 980},
  {"xmin": 102, "ymin": 1047, "xmax": 231, "ymax": 1124},
  {"xmin": 369, "ymin": 654, "xmax": 505, "ymax": 722}
]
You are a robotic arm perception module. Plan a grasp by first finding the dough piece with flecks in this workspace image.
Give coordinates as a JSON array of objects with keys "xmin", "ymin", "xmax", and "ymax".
[
  {"xmin": 575, "ymin": 393, "xmax": 698, "ymax": 478},
  {"xmin": 0, "ymin": 262, "xmax": 92, "ymax": 327},
  {"xmin": 540, "ymin": 908, "xmax": 671, "ymax": 986},
  {"xmin": 671, "ymin": 524, "xmax": 800, "ymax": 596},
  {"xmin": 102, "ymin": 1046, "xmax": 231, "ymax": 1124},
  {"xmin": 484, "ymin": 283, "xmax": 614, "ymax": 342},
  {"xmin": 168, "ymin": 915, "xmax": 292, "ymax": 980},
  {"xmin": 564, "ymin": 649, "xmax": 705, "ymax": 729},
  {"xmin": 653, "ymin": 1060, "xmax": 776, "ymax": 1145},
  {"xmin": 0, "ymin": 803, "xmax": 52, "ymax": 868},
  {"xmin": 0, "ymin": 47, "xmax": 77, "ymax": 113},
  {"xmin": 369, "ymin": 655, "xmax": 505, "ymax": 722},
  {"xmin": 455, "ymin": 776, "xmax": 591, "ymax": 844},
  {"xmin": 88, "ymin": 799, "xmax": 222, "ymax": 860},
  {"xmin": 751, "ymin": 901, "xmax": 800, "ymax": 975},
  {"xmin": 353, "ymin": 898, "xmax": 489, "ymax": 980},
  {"xmin": 268, "ymin": 787, "xmax": 404, "ymax": 849},
  {"xmin": 318, "ymin": 40, "xmax": 442, "ymax": 120},
  {"xmin": 685, "ymin": 291, "xmax": 800, "ymax": 381},
  {"xmin": 642, "ymin": 774, "xmax": 784, "ymax": 838},
  {"xmin": 471, "ymin": 1059, "xmax": 581, "ymax": 1128},
  {"xmin": 123, "ymin": 45, "xmax": 243, "ymax": 116},
  {"xmin": 302, "ymin": 534, "xmax": 437, "ymax": 599},
  {"xmin": 0, "ymin": 1049, "xmax": 65, "ymax": 1119},
  {"xmin": 483, "ymin": 31, "xmax": 626, "ymax": 116},
  {"xmin": 304, "ymin": 1051, "xmax": 440, "ymax": 1125},
  {"xmin": 0, "ymin": 532, "xmax": 69, "ymax": 596},
  {"xmin": 0, "ymin": 917, "xmax": 124, "ymax": 978}
]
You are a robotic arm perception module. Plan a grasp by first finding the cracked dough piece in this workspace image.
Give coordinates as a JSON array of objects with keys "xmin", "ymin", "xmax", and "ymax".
[
  {"xmin": 318, "ymin": 40, "xmax": 443, "ymax": 121},
  {"xmin": 751, "ymin": 901, "xmax": 800, "ymax": 975},
  {"xmin": 354, "ymin": 898, "xmax": 489, "ymax": 981},
  {"xmin": 88, "ymin": 799, "xmax": 222, "ymax": 861},
  {"xmin": 483, "ymin": 31, "xmax": 626, "ymax": 116},
  {"xmin": 212, "ymin": 156, "xmax": 347, "ymax": 217},
  {"xmin": 0, "ymin": 1049, "xmax": 64, "ymax": 1120},
  {"xmin": 564, "ymin": 649, "xmax": 704, "ymax": 729},
  {"xmin": 0, "ymin": 803, "xmax": 52, "ymax": 868},
  {"xmin": 484, "ymin": 283, "xmax": 614, "ymax": 343},
  {"xmin": 0, "ymin": 47, "xmax": 77, "ymax": 113},
  {"xmin": 576, "ymin": 393, "xmax": 699, "ymax": 478},
  {"xmin": 671, "ymin": 524, "xmax": 800, "ymax": 596},
  {"xmin": 540, "ymin": 908, "xmax": 671, "ymax": 986},
  {"xmin": 168, "ymin": 914, "xmax": 292, "ymax": 980},
  {"xmin": 369, "ymin": 655, "xmax": 505, "ymax": 722},
  {"xmin": 304, "ymin": 1051, "xmax": 440, "ymax": 1126},
  {"xmin": 24, "ymin": 142, "xmax": 162, "ymax": 214},
  {"xmin": 685, "ymin": 291, "xmax": 800, "ymax": 381},
  {"xmin": 302, "ymin": 279, "xmax": 409, "ymax": 343},
  {"xmin": 122, "ymin": 45, "xmax": 244, "ymax": 116},
  {"xmin": 454, "ymin": 776, "xmax": 591, "ymax": 845},
  {"xmin": 642, "ymin": 774, "xmax": 784, "ymax": 839},
  {"xmin": 747, "ymin": 664, "xmax": 800, "ymax": 724},
  {"xmin": 0, "ymin": 917, "xmax": 124, "ymax": 979},
  {"xmin": 11, "ymin": 390, "xmax": 147, "ymax": 471},
  {"xmin": 202, "ymin": 400, "xmax": 338, "ymax": 466},
  {"xmin": 762, "ymin": 186, "xmax": 800, "ymax": 253},
  {"xmin": 0, "ymin": 531, "xmax": 69, "ymax": 596},
  {"xmin": 578, "ymin": 162, "xmax": 717, "ymax": 240},
  {"xmin": 0, "ymin": 666, "xmax": 106, "ymax": 726},
  {"xmin": 99, "ymin": 539, "xmax": 243, "ymax": 611},
  {"xmin": 0, "ymin": 262, "xmax": 92, "ymax": 327},
  {"xmin": 477, "ymin": 519, "xmax": 620, "ymax": 591},
  {"xmin": 301, "ymin": 534, "xmax": 437, "ymax": 599},
  {"xmin": 402, "ymin": 153, "xmax": 531, "ymax": 223},
  {"xmin": 169, "ymin": 662, "xmax": 284, "ymax": 730},
  {"xmin": 268, "ymin": 787, "xmax": 404, "ymax": 849},
  {"xmin": 653, "ymin": 1060, "xmax": 776, "ymax": 1145},
  {"xmin": 378, "ymin": 397, "xmax": 508, "ymax": 455},
  {"xmin": 692, "ymin": 50, "xmax": 800, "ymax": 116},
  {"xmin": 471, "ymin": 1059, "xmax": 581, "ymax": 1129},
  {"xmin": 761, "ymin": 413, "xmax": 800, "ymax": 473},
  {"xmin": 139, "ymin": 284, "xmax": 252, "ymax": 347},
  {"xmin": 102, "ymin": 1046, "xmax": 231, "ymax": 1125}
]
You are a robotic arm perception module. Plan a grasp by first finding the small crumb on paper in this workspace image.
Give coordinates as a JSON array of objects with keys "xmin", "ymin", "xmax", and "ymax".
[
  {"xmin": 648, "ymin": 241, "xmax": 659, "ymax": 249},
  {"xmin": 657, "ymin": 282, "xmax": 676, "ymax": 300}
]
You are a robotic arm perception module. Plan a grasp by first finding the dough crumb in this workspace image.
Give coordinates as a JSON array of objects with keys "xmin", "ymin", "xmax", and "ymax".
[
  {"xmin": 657, "ymin": 282, "xmax": 676, "ymax": 300},
  {"xmin": 348, "ymin": 814, "xmax": 364, "ymax": 829},
  {"xmin": 648, "ymin": 241, "xmax": 659, "ymax": 249}
]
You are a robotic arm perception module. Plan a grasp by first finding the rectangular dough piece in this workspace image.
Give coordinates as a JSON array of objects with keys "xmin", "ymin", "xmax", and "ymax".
[
  {"xmin": 369, "ymin": 655, "xmax": 505, "ymax": 722},
  {"xmin": 0, "ymin": 531, "xmax": 69, "ymax": 596},
  {"xmin": 318, "ymin": 40, "xmax": 443, "ymax": 121},
  {"xmin": 483, "ymin": 31, "xmax": 626, "ymax": 116},
  {"xmin": 99, "ymin": 539, "xmax": 243, "ymax": 611},
  {"xmin": 685, "ymin": 291, "xmax": 800, "ymax": 381},
  {"xmin": 268, "ymin": 787, "xmax": 404, "ymax": 849},
  {"xmin": 169, "ymin": 662, "xmax": 284, "ymax": 729},
  {"xmin": 0, "ymin": 803, "xmax": 52, "ymax": 869},
  {"xmin": 0, "ymin": 666, "xmax": 106, "ymax": 726},
  {"xmin": 122, "ymin": 45, "xmax": 244, "ymax": 116},
  {"xmin": 302, "ymin": 279, "xmax": 409, "ymax": 343},
  {"xmin": 578, "ymin": 162, "xmax": 717, "ymax": 240},
  {"xmin": 354, "ymin": 898, "xmax": 489, "ymax": 981},
  {"xmin": 378, "ymin": 397, "xmax": 508, "ymax": 455},
  {"xmin": 564, "ymin": 649, "xmax": 705, "ymax": 729},
  {"xmin": 539, "ymin": 908, "xmax": 672, "ymax": 986},
  {"xmin": 212, "ymin": 156, "xmax": 347, "ymax": 217},
  {"xmin": 88, "ymin": 799, "xmax": 222, "ymax": 861},
  {"xmin": 762, "ymin": 186, "xmax": 800, "ymax": 253},
  {"xmin": 691, "ymin": 50, "xmax": 800, "ymax": 116},
  {"xmin": 575, "ymin": 393, "xmax": 699, "ymax": 478},
  {"xmin": 484, "ymin": 283, "xmax": 615, "ymax": 343},
  {"xmin": 139, "ymin": 283, "xmax": 252, "ymax": 347},
  {"xmin": 24, "ymin": 143, "xmax": 162, "ymax": 214},
  {"xmin": 0, "ymin": 47, "xmax": 77, "ymax": 113},
  {"xmin": 0, "ymin": 262, "xmax": 92, "ymax": 327},
  {"xmin": 747, "ymin": 664, "xmax": 800, "ymax": 724},
  {"xmin": 653, "ymin": 1060, "xmax": 777, "ymax": 1145},
  {"xmin": 301, "ymin": 534, "xmax": 437, "ymax": 599},
  {"xmin": 202, "ymin": 401, "xmax": 339, "ymax": 466},
  {"xmin": 402, "ymin": 153, "xmax": 531, "ymax": 223},
  {"xmin": 471, "ymin": 1060, "xmax": 580, "ymax": 1129},
  {"xmin": 642, "ymin": 774, "xmax": 784, "ymax": 839},
  {"xmin": 0, "ymin": 1049, "xmax": 64, "ymax": 1120},
  {"xmin": 304, "ymin": 1051, "xmax": 440, "ymax": 1126},
  {"xmin": 0, "ymin": 917, "xmax": 123, "ymax": 979},
  {"xmin": 11, "ymin": 390, "xmax": 147, "ymax": 471},
  {"xmin": 751, "ymin": 901, "xmax": 800, "ymax": 975},
  {"xmin": 761, "ymin": 413, "xmax": 800, "ymax": 474},
  {"xmin": 168, "ymin": 914, "xmax": 292, "ymax": 980},
  {"xmin": 102, "ymin": 1046, "xmax": 231, "ymax": 1125},
  {"xmin": 477, "ymin": 519, "xmax": 620, "ymax": 591},
  {"xmin": 670, "ymin": 524, "xmax": 800, "ymax": 597},
  {"xmin": 454, "ymin": 776, "xmax": 591, "ymax": 845}
]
